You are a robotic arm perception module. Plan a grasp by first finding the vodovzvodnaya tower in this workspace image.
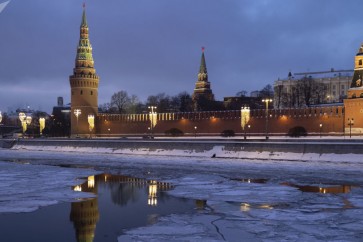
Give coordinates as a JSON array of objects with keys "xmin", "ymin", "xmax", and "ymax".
[{"xmin": 69, "ymin": 6, "xmax": 99, "ymax": 137}]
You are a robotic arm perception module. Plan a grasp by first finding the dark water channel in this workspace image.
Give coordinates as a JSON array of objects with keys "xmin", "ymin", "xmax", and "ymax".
[{"xmin": 0, "ymin": 173, "xmax": 197, "ymax": 242}]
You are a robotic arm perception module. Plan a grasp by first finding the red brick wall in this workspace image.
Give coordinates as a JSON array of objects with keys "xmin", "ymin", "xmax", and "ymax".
[{"xmin": 95, "ymin": 106, "xmax": 344, "ymax": 137}]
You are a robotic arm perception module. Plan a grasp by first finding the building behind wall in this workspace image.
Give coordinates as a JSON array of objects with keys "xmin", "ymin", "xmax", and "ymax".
[{"xmin": 274, "ymin": 69, "xmax": 352, "ymax": 109}]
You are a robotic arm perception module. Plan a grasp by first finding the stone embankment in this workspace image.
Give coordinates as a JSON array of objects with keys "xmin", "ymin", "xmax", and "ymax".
[{"xmin": 2, "ymin": 138, "xmax": 363, "ymax": 163}]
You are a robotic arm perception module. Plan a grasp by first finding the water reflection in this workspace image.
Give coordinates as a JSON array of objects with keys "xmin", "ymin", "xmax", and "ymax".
[
  {"xmin": 231, "ymin": 178, "xmax": 268, "ymax": 184},
  {"xmin": 281, "ymin": 182, "xmax": 354, "ymax": 194},
  {"xmin": 70, "ymin": 198, "xmax": 99, "ymax": 242},
  {"xmin": 70, "ymin": 173, "xmax": 175, "ymax": 242}
]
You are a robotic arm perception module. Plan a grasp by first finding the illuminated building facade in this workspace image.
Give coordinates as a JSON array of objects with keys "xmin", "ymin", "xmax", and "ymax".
[
  {"xmin": 344, "ymin": 43, "xmax": 363, "ymax": 133},
  {"xmin": 66, "ymin": 7, "xmax": 363, "ymax": 137}
]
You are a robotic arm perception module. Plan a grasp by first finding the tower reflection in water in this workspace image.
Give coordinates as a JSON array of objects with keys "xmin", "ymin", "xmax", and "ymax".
[{"xmin": 70, "ymin": 174, "xmax": 173, "ymax": 242}]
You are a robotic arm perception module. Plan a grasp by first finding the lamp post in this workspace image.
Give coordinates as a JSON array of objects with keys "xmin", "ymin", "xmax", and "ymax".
[
  {"xmin": 262, "ymin": 99, "xmax": 273, "ymax": 140},
  {"xmin": 248, "ymin": 125, "xmax": 251, "ymax": 138},
  {"xmin": 18, "ymin": 112, "xmax": 26, "ymax": 136},
  {"xmin": 73, "ymin": 109, "xmax": 81, "ymax": 137},
  {"xmin": 39, "ymin": 117, "xmax": 45, "ymax": 136},
  {"xmin": 319, "ymin": 123, "xmax": 323, "ymax": 138},
  {"xmin": 88, "ymin": 114, "xmax": 95, "ymax": 138},
  {"xmin": 25, "ymin": 115, "xmax": 32, "ymax": 137},
  {"xmin": 194, "ymin": 126, "xmax": 197, "ymax": 138},
  {"xmin": 241, "ymin": 106, "xmax": 250, "ymax": 140},
  {"xmin": 107, "ymin": 128, "xmax": 111, "ymax": 138},
  {"xmin": 148, "ymin": 106, "xmax": 157, "ymax": 138},
  {"xmin": 348, "ymin": 118, "xmax": 354, "ymax": 138}
]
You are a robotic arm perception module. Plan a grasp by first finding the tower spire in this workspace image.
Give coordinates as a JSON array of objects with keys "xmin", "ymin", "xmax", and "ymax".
[
  {"xmin": 192, "ymin": 47, "xmax": 214, "ymax": 111},
  {"xmin": 81, "ymin": 3, "xmax": 88, "ymax": 27},
  {"xmin": 199, "ymin": 47, "xmax": 207, "ymax": 76}
]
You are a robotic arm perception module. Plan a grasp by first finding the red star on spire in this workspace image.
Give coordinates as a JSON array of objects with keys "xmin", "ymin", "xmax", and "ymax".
[{"xmin": 202, "ymin": 47, "xmax": 205, "ymax": 52}]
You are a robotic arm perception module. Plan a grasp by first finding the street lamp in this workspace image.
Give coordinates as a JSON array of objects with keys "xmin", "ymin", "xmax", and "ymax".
[
  {"xmin": 319, "ymin": 123, "xmax": 323, "ymax": 138},
  {"xmin": 262, "ymin": 99, "xmax": 273, "ymax": 139},
  {"xmin": 88, "ymin": 114, "xmax": 95, "ymax": 138},
  {"xmin": 73, "ymin": 109, "xmax": 81, "ymax": 137},
  {"xmin": 18, "ymin": 112, "xmax": 27, "ymax": 135},
  {"xmin": 347, "ymin": 118, "xmax": 354, "ymax": 138},
  {"xmin": 39, "ymin": 117, "xmax": 45, "ymax": 136},
  {"xmin": 148, "ymin": 106, "xmax": 157, "ymax": 138},
  {"xmin": 248, "ymin": 125, "xmax": 251, "ymax": 138},
  {"xmin": 107, "ymin": 128, "xmax": 111, "ymax": 138},
  {"xmin": 194, "ymin": 126, "xmax": 197, "ymax": 138},
  {"xmin": 241, "ymin": 106, "xmax": 250, "ymax": 139}
]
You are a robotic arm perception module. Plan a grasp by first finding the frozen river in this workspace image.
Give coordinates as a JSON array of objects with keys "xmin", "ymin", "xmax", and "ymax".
[{"xmin": 0, "ymin": 148, "xmax": 362, "ymax": 241}]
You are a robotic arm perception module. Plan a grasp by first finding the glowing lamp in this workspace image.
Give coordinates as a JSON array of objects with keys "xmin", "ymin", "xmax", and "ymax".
[
  {"xmin": 88, "ymin": 114, "xmax": 95, "ymax": 132},
  {"xmin": 39, "ymin": 118, "xmax": 45, "ymax": 135}
]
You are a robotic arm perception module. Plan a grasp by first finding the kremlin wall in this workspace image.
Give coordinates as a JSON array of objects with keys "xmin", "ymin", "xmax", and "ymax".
[{"xmin": 70, "ymin": 7, "xmax": 361, "ymax": 138}]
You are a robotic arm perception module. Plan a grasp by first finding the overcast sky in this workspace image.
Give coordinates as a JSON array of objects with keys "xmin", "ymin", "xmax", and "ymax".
[{"xmin": 0, "ymin": 0, "xmax": 362, "ymax": 113}]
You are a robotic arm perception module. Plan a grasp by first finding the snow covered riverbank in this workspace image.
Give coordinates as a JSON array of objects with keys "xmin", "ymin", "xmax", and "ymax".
[
  {"xmin": 1, "ymin": 146, "xmax": 363, "ymax": 241},
  {"xmin": 9, "ymin": 138, "xmax": 363, "ymax": 163}
]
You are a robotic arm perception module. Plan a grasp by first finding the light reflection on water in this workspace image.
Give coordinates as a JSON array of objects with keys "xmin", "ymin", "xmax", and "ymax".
[
  {"xmin": 0, "ymin": 173, "xmax": 196, "ymax": 242},
  {"xmin": 69, "ymin": 173, "xmax": 191, "ymax": 242}
]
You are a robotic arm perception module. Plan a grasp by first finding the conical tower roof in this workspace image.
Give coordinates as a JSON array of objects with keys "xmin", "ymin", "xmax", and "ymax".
[
  {"xmin": 81, "ymin": 3, "xmax": 87, "ymax": 27},
  {"xmin": 199, "ymin": 47, "xmax": 207, "ymax": 74}
]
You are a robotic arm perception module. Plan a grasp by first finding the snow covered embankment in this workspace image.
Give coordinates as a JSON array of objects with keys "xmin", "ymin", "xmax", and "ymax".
[{"xmin": 12, "ymin": 143, "xmax": 363, "ymax": 163}]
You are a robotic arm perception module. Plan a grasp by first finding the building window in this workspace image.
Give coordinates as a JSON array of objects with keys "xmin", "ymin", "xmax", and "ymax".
[
  {"xmin": 90, "ymin": 91, "xmax": 93, "ymax": 95},
  {"xmin": 341, "ymin": 85, "xmax": 345, "ymax": 89},
  {"xmin": 332, "ymin": 85, "xmax": 336, "ymax": 90},
  {"xmin": 360, "ymin": 60, "xmax": 362, "ymax": 66},
  {"xmin": 333, "ymin": 91, "xmax": 336, "ymax": 96},
  {"xmin": 80, "ymin": 90, "xmax": 83, "ymax": 95}
]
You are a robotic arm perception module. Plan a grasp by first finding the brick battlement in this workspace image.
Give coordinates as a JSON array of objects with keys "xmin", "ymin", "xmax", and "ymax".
[{"xmin": 97, "ymin": 106, "xmax": 344, "ymax": 123}]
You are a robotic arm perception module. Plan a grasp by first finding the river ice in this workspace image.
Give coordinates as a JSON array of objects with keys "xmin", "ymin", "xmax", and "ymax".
[{"xmin": 0, "ymin": 147, "xmax": 363, "ymax": 241}]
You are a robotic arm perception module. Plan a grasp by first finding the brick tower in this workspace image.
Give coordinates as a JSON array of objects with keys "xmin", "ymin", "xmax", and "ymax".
[
  {"xmin": 344, "ymin": 43, "xmax": 363, "ymax": 133},
  {"xmin": 69, "ymin": 5, "xmax": 99, "ymax": 137},
  {"xmin": 192, "ymin": 47, "xmax": 214, "ymax": 111}
]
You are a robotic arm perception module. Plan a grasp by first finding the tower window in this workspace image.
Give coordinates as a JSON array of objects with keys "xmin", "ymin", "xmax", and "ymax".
[
  {"xmin": 91, "ymin": 91, "xmax": 93, "ymax": 95},
  {"xmin": 80, "ymin": 90, "xmax": 83, "ymax": 95},
  {"xmin": 360, "ymin": 60, "xmax": 362, "ymax": 66}
]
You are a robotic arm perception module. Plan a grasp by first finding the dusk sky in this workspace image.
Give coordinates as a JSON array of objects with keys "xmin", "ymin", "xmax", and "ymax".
[{"xmin": 0, "ymin": 0, "xmax": 362, "ymax": 113}]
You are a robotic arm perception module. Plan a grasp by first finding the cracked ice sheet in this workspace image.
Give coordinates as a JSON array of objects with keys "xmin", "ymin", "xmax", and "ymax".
[
  {"xmin": 118, "ymin": 213, "xmax": 259, "ymax": 242},
  {"xmin": 0, "ymin": 161, "xmax": 98, "ymax": 213},
  {"xmin": 119, "ymin": 174, "xmax": 363, "ymax": 242}
]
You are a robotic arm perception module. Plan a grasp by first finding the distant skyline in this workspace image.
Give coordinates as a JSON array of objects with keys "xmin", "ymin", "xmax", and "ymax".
[{"xmin": 0, "ymin": 0, "xmax": 362, "ymax": 113}]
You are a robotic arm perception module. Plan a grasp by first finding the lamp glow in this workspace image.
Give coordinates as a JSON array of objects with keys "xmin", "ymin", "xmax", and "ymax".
[
  {"xmin": 88, "ymin": 114, "xmax": 95, "ymax": 133},
  {"xmin": 39, "ymin": 117, "xmax": 45, "ymax": 135}
]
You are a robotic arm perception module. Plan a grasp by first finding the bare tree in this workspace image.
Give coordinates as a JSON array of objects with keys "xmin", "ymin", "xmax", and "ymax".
[
  {"xmin": 236, "ymin": 90, "xmax": 248, "ymax": 97},
  {"xmin": 260, "ymin": 84, "xmax": 274, "ymax": 98},
  {"xmin": 111, "ymin": 91, "xmax": 131, "ymax": 114}
]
